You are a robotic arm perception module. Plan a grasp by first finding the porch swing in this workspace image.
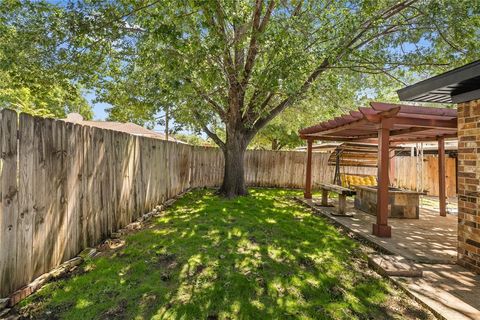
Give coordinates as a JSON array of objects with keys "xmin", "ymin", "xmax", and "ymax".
[{"xmin": 328, "ymin": 142, "xmax": 378, "ymax": 189}]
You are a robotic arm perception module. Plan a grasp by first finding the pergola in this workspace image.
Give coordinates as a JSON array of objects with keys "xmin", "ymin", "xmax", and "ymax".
[{"xmin": 299, "ymin": 102, "xmax": 457, "ymax": 237}]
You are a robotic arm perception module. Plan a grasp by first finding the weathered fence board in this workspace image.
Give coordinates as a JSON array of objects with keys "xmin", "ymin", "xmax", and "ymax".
[
  {"xmin": 0, "ymin": 109, "xmax": 457, "ymax": 297},
  {"xmin": 32, "ymin": 116, "xmax": 47, "ymax": 279},
  {"xmin": 1, "ymin": 109, "xmax": 18, "ymax": 295},
  {"xmin": 17, "ymin": 114, "xmax": 34, "ymax": 290}
]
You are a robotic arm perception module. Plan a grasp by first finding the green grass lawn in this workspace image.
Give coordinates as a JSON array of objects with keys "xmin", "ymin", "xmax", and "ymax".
[{"xmin": 16, "ymin": 189, "xmax": 432, "ymax": 320}]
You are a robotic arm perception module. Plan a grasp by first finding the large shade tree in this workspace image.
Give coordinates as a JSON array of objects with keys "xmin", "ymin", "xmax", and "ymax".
[{"xmin": 49, "ymin": 0, "xmax": 480, "ymax": 197}]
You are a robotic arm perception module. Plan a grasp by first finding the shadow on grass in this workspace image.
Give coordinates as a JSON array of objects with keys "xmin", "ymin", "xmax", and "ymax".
[{"xmin": 17, "ymin": 189, "xmax": 431, "ymax": 320}]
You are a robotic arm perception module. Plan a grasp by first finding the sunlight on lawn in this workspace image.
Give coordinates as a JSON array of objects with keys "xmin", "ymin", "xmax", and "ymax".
[{"xmin": 18, "ymin": 189, "xmax": 430, "ymax": 320}]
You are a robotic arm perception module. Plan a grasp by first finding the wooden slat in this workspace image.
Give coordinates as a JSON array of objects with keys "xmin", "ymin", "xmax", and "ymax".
[
  {"xmin": 32, "ymin": 115, "xmax": 47, "ymax": 279},
  {"xmin": 16, "ymin": 113, "xmax": 35, "ymax": 288},
  {"xmin": 54, "ymin": 120, "xmax": 67, "ymax": 267},
  {"xmin": 85, "ymin": 125, "xmax": 95, "ymax": 246},
  {"xmin": 0, "ymin": 109, "xmax": 18, "ymax": 296},
  {"xmin": 65, "ymin": 122, "xmax": 77, "ymax": 261},
  {"xmin": 43, "ymin": 118, "xmax": 56, "ymax": 272}
]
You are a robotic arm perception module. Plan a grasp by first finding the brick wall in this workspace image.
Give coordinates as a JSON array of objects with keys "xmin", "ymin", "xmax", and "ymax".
[{"xmin": 457, "ymin": 99, "xmax": 480, "ymax": 274}]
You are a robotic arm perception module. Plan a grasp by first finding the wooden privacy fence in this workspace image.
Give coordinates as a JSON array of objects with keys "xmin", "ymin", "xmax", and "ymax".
[
  {"xmin": 393, "ymin": 155, "xmax": 457, "ymax": 197},
  {"xmin": 0, "ymin": 108, "xmax": 456, "ymax": 297},
  {"xmin": 0, "ymin": 109, "xmax": 225, "ymax": 297},
  {"xmin": 179, "ymin": 148, "xmax": 375, "ymax": 188},
  {"xmin": 244, "ymin": 150, "xmax": 376, "ymax": 188},
  {"xmin": 244, "ymin": 151, "xmax": 456, "ymax": 196}
]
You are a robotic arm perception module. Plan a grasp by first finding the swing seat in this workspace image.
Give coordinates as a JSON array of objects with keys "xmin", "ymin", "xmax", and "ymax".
[{"xmin": 341, "ymin": 174, "xmax": 376, "ymax": 188}]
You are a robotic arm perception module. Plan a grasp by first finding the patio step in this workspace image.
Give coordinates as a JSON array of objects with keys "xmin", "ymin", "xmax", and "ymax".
[{"xmin": 368, "ymin": 254, "xmax": 423, "ymax": 277}]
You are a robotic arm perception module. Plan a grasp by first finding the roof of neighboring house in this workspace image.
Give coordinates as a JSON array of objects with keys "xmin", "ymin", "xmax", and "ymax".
[
  {"xmin": 397, "ymin": 60, "xmax": 480, "ymax": 104},
  {"xmin": 399, "ymin": 141, "xmax": 458, "ymax": 151},
  {"xmin": 64, "ymin": 113, "xmax": 186, "ymax": 144}
]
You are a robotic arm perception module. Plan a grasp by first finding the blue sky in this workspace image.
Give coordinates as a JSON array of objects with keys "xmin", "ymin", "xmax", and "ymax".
[
  {"xmin": 92, "ymin": 103, "xmax": 109, "ymax": 120},
  {"xmin": 84, "ymin": 91, "xmax": 110, "ymax": 120},
  {"xmin": 84, "ymin": 91, "xmax": 200, "ymax": 137}
]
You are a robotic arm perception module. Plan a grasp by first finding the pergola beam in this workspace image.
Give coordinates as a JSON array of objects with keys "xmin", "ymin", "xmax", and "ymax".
[
  {"xmin": 302, "ymin": 132, "xmax": 457, "ymax": 143},
  {"xmin": 360, "ymin": 106, "xmax": 400, "ymax": 122},
  {"xmin": 299, "ymin": 134, "xmax": 376, "ymax": 142},
  {"xmin": 389, "ymin": 133, "xmax": 457, "ymax": 143},
  {"xmin": 390, "ymin": 127, "xmax": 432, "ymax": 137},
  {"xmin": 300, "ymin": 117, "xmax": 456, "ymax": 141},
  {"xmin": 370, "ymin": 102, "xmax": 457, "ymax": 117},
  {"xmin": 393, "ymin": 117, "xmax": 457, "ymax": 129},
  {"xmin": 304, "ymin": 118, "xmax": 370, "ymax": 137}
]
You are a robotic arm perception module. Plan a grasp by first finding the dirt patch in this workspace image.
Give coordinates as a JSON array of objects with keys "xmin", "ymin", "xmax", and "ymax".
[
  {"xmin": 298, "ymin": 256, "xmax": 316, "ymax": 270},
  {"xmin": 255, "ymin": 277, "xmax": 268, "ymax": 291},
  {"xmin": 16, "ymin": 300, "xmax": 75, "ymax": 320},
  {"xmin": 97, "ymin": 239, "xmax": 126, "ymax": 253},
  {"xmin": 194, "ymin": 264, "xmax": 205, "ymax": 276},
  {"xmin": 101, "ymin": 298, "xmax": 128, "ymax": 320},
  {"xmin": 154, "ymin": 253, "xmax": 177, "ymax": 282},
  {"xmin": 248, "ymin": 235, "xmax": 259, "ymax": 244},
  {"xmin": 327, "ymin": 285, "xmax": 345, "ymax": 301},
  {"xmin": 156, "ymin": 252, "xmax": 177, "ymax": 270},
  {"xmin": 160, "ymin": 272, "xmax": 172, "ymax": 282},
  {"xmin": 138, "ymin": 293, "xmax": 158, "ymax": 315},
  {"xmin": 375, "ymin": 293, "xmax": 435, "ymax": 320}
]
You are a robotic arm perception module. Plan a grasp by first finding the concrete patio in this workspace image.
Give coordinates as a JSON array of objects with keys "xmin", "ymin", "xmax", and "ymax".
[
  {"xmin": 298, "ymin": 195, "xmax": 480, "ymax": 320},
  {"xmin": 308, "ymin": 196, "xmax": 458, "ymax": 264}
]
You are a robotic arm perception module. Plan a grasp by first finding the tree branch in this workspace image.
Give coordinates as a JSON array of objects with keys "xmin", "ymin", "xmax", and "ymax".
[
  {"xmin": 116, "ymin": 1, "xmax": 162, "ymax": 22},
  {"xmin": 411, "ymin": 6, "xmax": 467, "ymax": 54},
  {"xmin": 208, "ymin": 1, "xmax": 237, "ymax": 87},
  {"xmin": 251, "ymin": 58, "xmax": 330, "ymax": 133},
  {"xmin": 244, "ymin": 91, "xmax": 275, "ymax": 124},
  {"xmin": 193, "ymin": 111, "xmax": 226, "ymax": 150},
  {"xmin": 343, "ymin": 0, "xmax": 419, "ymax": 50},
  {"xmin": 203, "ymin": 125, "xmax": 226, "ymax": 150},
  {"xmin": 242, "ymin": 0, "xmax": 275, "ymax": 88},
  {"xmin": 185, "ymin": 78, "xmax": 227, "ymax": 119}
]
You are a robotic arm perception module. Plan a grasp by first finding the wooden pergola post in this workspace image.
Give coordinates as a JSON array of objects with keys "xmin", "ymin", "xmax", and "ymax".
[
  {"xmin": 438, "ymin": 136, "xmax": 446, "ymax": 216},
  {"xmin": 373, "ymin": 119, "xmax": 392, "ymax": 237},
  {"xmin": 304, "ymin": 138, "xmax": 313, "ymax": 199}
]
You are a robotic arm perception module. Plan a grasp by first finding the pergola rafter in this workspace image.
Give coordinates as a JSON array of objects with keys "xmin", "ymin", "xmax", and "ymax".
[{"xmin": 299, "ymin": 102, "xmax": 457, "ymax": 238}]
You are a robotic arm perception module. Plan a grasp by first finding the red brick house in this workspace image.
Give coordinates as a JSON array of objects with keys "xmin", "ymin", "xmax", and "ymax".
[{"xmin": 398, "ymin": 60, "xmax": 480, "ymax": 274}]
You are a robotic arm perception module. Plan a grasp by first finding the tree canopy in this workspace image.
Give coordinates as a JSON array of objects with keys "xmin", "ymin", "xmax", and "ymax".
[
  {"xmin": 2, "ymin": 0, "xmax": 479, "ymax": 195},
  {"xmin": 71, "ymin": 0, "xmax": 478, "ymax": 143},
  {"xmin": 0, "ymin": 1, "xmax": 93, "ymax": 118}
]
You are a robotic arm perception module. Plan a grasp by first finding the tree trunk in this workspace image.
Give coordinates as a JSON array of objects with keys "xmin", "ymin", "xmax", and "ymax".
[{"xmin": 218, "ymin": 131, "xmax": 249, "ymax": 198}]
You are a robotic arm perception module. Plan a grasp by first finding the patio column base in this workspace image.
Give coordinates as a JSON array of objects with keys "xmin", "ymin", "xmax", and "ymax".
[
  {"xmin": 303, "ymin": 192, "xmax": 312, "ymax": 199},
  {"xmin": 372, "ymin": 223, "xmax": 391, "ymax": 238}
]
